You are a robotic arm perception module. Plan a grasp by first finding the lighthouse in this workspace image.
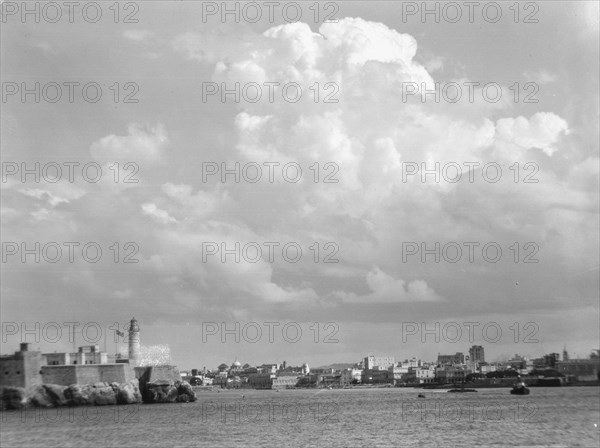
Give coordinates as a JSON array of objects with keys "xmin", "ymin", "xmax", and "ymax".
[{"xmin": 128, "ymin": 317, "xmax": 140, "ymax": 367}]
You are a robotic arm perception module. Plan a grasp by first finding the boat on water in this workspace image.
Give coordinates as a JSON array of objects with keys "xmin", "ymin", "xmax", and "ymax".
[
  {"xmin": 510, "ymin": 386, "xmax": 530, "ymax": 395},
  {"xmin": 510, "ymin": 377, "xmax": 530, "ymax": 395}
]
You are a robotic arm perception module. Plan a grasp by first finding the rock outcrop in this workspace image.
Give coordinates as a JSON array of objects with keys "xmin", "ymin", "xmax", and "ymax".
[
  {"xmin": 44, "ymin": 384, "xmax": 69, "ymax": 406},
  {"xmin": 114, "ymin": 380, "xmax": 142, "ymax": 404},
  {"xmin": 1, "ymin": 387, "xmax": 28, "ymax": 409},
  {"xmin": 0, "ymin": 380, "xmax": 142, "ymax": 409},
  {"xmin": 139, "ymin": 380, "xmax": 196, "ymax": 403}
]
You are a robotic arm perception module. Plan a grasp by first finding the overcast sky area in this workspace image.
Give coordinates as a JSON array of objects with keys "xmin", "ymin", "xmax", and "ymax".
[{"xmin": 1, "ymin": 1, "xmax": 599, "ymax": 370}]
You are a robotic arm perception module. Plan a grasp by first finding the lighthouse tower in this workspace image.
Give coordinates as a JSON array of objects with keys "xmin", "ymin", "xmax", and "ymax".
[{"xmin": 128, "ymin": 317, "xmax": 141, "ymax": 367}]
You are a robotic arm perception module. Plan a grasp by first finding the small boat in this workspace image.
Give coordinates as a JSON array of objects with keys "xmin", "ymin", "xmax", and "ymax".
[
  {"xmin": 510, "ymin": 386, "xmax": 530, "ymax": 395},
  {"xmin": 510, "ymin": 377, "xmax": 530, "ymax": 395},
  {"xmin": 417, "ymin": 393, "xmax": 426, "ymax": 398}
]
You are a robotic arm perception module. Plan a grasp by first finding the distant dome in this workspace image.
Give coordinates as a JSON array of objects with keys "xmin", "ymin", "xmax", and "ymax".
[{"xmin": 233, "ymin": 360, "xmax": 241, "ymax": 367}]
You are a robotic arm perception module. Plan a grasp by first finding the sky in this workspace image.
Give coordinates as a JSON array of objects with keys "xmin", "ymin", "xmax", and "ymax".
[{"xmin": 1, "ymin": 1, "xmax": 599, "ymax": 370}]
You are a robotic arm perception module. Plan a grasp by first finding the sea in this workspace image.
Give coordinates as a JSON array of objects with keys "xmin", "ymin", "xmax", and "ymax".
[{"xmin": 1, "ymin": 386, "xmax": 599, "ymax": 447}]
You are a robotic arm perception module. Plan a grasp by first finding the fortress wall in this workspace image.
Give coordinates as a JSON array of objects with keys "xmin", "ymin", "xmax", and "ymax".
[
  {"xmin": 41, "ymin": 364, "xmax": 134, "ymax": 386},
  {"xmin": 97, "ymin": 364, "xmax": 135, "ymax": 383},
  {"xmin": 41, "ymin": 366, "xmax": 78, "ymax": 386}
]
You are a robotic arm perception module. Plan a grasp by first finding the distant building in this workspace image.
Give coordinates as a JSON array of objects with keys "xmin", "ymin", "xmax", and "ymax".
[
  {"xmin": 556, "ymin": 351, "xmax": 600, "ymax": 382},
  {"xmin": 437, "ymin": 352, "xmax": 465, "ymax": 366},
  {"xmin": 362, "ymin": 369, "xmax": 392, "ymax": 384},
  {"xmin": 469, "ymin": 345, "xmax": 485, "ymax": 363},
  {"xmin": 435, "ymin": 365, "xmax": 470, "ymax": 384},
  {"xmin": 302, "ymin": 363, "xmax": 310, "ymax": 375},
  {"xmin": 272, "ymin": 375, "xmax": 299, "ymax": 389},
  {"xmin": 257, "ymin": 364, "xmax": 279, "ymax": 374},
  {"xmin": 413, "ymin": 366, "xmax": 435, "ymax": 384},
  {"xmin": 398, "ymin": 358, "xmax": 421, "ymax": 368},
  {"xmin": 388, "ymin": 365, "xmax": 408, "ymax": 382},
  {"xmin": 533, "ymin": 353, "xmax": 560, "ymax": 368},
  {"xmin": 480, "ymin": 364, "xmax": 497, "ymax": 374},
  {"xmin": 247, "ymin": 373, "xmax": 275, "ymax": 389},
  {"xmin": 230, "ymin": 359, "xmax": 242, "ymax": 372},
  {"xmin": 340, "ymin": 368, "xmax": 362, "ymax": 385},
  {"xmin": 364, "ymin": 355, "xmax": 395, "ymax": 370}
]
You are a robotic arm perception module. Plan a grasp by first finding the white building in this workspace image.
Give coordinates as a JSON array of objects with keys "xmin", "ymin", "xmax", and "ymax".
[{"xmin": 364, "ymin": 355, "xmax": 395, "ymax": 370}]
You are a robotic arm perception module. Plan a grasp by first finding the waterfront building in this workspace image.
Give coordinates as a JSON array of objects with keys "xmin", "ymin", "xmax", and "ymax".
[
  {"xmin": 556, "ymin": 351, "xmax": 600, "ymax": 382},
  {"xmin": 362, "ymin": 369, "xmax": 392, "ymax": 384},
  {"xmin": 413, "ymin": 366, "xmax": 436, "ymax": 384},
  {"xmin": 364, "ymin": 355, "xmax": 395, "ymax": 370},
  {"xmin": 435, "ymin": 366, "xmax": 470, "ymax": 384},
  {"xmin": 272, "ymin": 374, "xmax": 299, "ymax": 388}
]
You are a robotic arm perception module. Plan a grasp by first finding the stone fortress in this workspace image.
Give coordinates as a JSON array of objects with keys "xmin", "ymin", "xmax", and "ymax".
[{"xmin": 0, "ymin": 317, "xmax": 195, "ymax": 408}]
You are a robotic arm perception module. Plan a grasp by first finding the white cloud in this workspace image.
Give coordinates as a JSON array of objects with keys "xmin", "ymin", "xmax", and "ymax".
[
  {"xmin": 90, "ymin": 123, "xmax": 168, "ymax": 164},
  {"xmin": 335, "ymin": 267, "xmax": 443, "ymax": 303},
  {"xmin": 495, "ymin": 112, "xmax": 569, "ymax": 156},
  {"xmin": 523, "ymin": 69, "xmax": 557, "ymax": 85},
  {"xmin": 123, "ymin": 30, "xmax": 153, "ymax": 42},
  {"xmin": 17, "ymin": 181, "xmax": 86, "ymax": 207},
  {"xmin": 141, "ymin": 203, "xmax": 176, "ymax": 224}
]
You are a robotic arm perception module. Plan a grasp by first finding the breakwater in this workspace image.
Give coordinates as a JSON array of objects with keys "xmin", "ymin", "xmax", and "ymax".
[{"xmin": 0, "ymin": 379, "xmax": 196, "ymax": 410}]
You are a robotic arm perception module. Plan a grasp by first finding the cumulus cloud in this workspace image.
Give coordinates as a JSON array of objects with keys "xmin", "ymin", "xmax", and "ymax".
[
  {"xmin": 142, "ymin": 203, "xmax": 176, "ymax": 224},
  {"xmin": 159, "ymin": 17, "xmax": 593, "ymax": 317},
  {"xmin": 495, "ymin": 112, "xmax": 569, "ymax": 156},
  {"xmin": 335, "ymin": 267, "xmax": 443, "ymax": 303},
  {"xmin": 4, "ymin": 15, "xmax": 594, "ymax": 336},
  {"xmin": 17, "ymin": 181, "xmax": 86, "ymax": 207},
  {"xmin": 90, "ymin": 123, "xmax": 168, "ymax": 164}
]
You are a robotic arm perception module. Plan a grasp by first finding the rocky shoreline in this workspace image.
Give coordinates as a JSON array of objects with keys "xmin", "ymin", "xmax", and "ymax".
[{"xmin": 0, "ymin": 379, "xmax": 196, "ymax": 410}]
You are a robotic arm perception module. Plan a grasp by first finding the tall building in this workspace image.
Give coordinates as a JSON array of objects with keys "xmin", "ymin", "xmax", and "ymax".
[
  {"xmin": 469, "ymin": 345, "xmax": 485, "ymax": 363},
  {"xmin": 128, "ymin": 317, "xmax": 141, "ymax": 367}
]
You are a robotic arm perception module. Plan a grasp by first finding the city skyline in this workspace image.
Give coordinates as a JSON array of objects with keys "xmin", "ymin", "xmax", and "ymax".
[{"xmin": 2, "ymin": 318, "xmax": 597, "ymax": 371}]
